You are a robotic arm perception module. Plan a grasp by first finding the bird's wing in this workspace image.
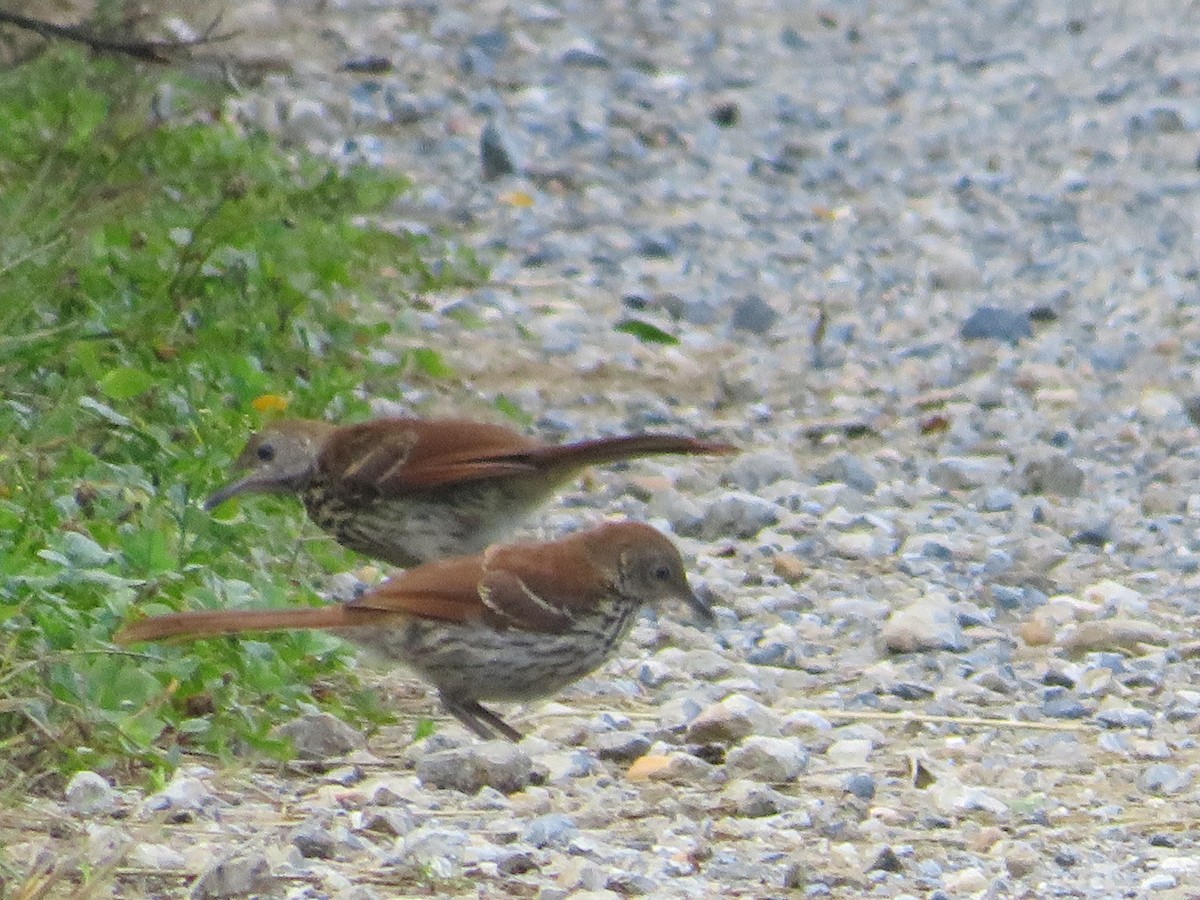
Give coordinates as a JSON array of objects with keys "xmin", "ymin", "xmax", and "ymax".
[
  {"xmin": 321, "ymin": 418, "xmax": 547, "ymax": 493},
  {"xmin": 348, "ymin": 536, "xmax": 610, "ymax": 633}
]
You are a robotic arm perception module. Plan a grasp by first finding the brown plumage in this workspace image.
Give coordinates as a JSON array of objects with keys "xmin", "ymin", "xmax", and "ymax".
[
  {"xmin": 116, "ymin": 521, "xmax": 709, "ymax": 740},
  {"xmin": 205, "ymin": 416, "xmax": 734, "ymax": 567}
]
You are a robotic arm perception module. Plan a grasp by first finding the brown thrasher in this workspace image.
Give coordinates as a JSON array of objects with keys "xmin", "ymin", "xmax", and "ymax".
[
  {"xmin": 116, "ymin": 521, "xmax": 709, "ymax": 740},
  {"xmin": 204, "ymin": 416, "xmax": 734, "ymax": 568}
]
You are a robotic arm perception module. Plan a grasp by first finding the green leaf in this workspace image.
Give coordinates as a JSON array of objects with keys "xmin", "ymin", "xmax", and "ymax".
[
  {"xmin": 121, "ymin": 528, "xmax": 176, "ymax": 577},
  {"xmin": 614, "ymin": 318, "xmax": 679, "ymax": 345},
  {"xmin": 100, "ymin": 367, "xmax": 156, "ymax": 400},
  {"xmin": 493, "ymin": 394, "xmax": 533, "ymax": 426},
  {"xmin": 409, "ymin": 347, "xmax": 456, "ymax": 379}
]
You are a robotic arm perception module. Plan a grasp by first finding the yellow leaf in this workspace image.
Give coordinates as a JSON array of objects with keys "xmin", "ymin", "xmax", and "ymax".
[
  {"xmin": 499, "ymin": 190, "xmax": 535, "ymax": 208},
  {"xmin": 251, "ymin": 393, "xmax": 289, "ymax": 413}
]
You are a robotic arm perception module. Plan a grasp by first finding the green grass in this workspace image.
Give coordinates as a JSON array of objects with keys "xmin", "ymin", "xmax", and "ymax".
[{"xmin": 0, "ymin": 46, "xmax": 484, "ymax": 784}]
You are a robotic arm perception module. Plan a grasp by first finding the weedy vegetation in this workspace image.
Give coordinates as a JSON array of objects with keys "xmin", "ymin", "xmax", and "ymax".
[{"xmin": 0, "ymin": 45, "xmax": 484, "ymax": 788}]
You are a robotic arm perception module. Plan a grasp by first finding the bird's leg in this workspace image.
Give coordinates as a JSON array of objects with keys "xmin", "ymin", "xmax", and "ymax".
[{"xmin": 441, "ymin": 695, "xmax": 523, "ymax": 742}]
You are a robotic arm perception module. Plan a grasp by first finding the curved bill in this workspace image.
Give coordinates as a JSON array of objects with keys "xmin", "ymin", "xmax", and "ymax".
[
  {"xmin": 204, "ymin": 477, "xmax": 258, "ymax": 511},
  {"xmin": 680, "ymin": 584, "xmax": 715, "ymax": 624}
]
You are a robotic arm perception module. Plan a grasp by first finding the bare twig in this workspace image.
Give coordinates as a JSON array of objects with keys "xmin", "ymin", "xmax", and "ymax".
[{"xmin": 0, "ymin": 9, "xmax": 237, "ymax": 64}]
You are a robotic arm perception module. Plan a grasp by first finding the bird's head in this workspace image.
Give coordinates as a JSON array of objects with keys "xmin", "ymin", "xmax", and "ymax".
[
  {"xmin": 590, "ymin": 521, "xmax": 712, "ymax": 623},
  {"xmin": 204, "ymin": 419, "xmax": 337, "ymax": 510}
]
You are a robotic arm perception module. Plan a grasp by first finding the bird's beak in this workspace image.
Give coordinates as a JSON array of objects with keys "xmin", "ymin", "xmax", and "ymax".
[
  {"xmin": 680, "ymin": 583, "xmax": 715, "ymax": 624},
  {"xmin": 203, "ymin": 476, "xmax": 259, "ymax": 511}
]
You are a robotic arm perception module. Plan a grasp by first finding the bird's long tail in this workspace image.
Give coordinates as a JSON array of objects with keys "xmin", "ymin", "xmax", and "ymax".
[
  {"xmin": 536, "ymin": 434, "xmax": 737, "ymax": 470},
  {"xmin": 114, "ymin": 605, "xmax": 388, "ymax": 644}
]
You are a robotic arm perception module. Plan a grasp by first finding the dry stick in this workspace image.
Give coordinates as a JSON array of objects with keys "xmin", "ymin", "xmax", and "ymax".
[
  {"xmin": 533, "ymin": 705, "xmax": 1095, "ymax": 732},
  {"xmin": 808, "ymin": 707, "xmax": 1095, "ymax": 732},
  {"xmin": 0, "ymin": 9, "xmax": 237, "ymax": 63}
]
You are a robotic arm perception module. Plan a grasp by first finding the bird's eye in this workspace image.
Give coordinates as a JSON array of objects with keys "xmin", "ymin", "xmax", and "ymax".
[
  {"xmin": 653, "ymin": 565, "xmax": 672, "ymax": 581},
  {"xmin": 256, "ymin": 443, "xmax": 276, "ymax": 462}
]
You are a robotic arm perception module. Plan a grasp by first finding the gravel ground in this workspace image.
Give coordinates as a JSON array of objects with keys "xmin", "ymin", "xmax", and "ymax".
[{"xmin": 15, "ymin": 1, "xmax": 1200, "ymax": 897}]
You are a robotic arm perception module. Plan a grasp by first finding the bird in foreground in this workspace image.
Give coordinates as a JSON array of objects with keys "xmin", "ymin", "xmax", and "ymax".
[
  {"xmin": 204, "ymin": 416, "xmax": 735, "ymax": 568},
  {"xmin": 116, "ymin": 521, "xmax": 710, "ymax": 741}
]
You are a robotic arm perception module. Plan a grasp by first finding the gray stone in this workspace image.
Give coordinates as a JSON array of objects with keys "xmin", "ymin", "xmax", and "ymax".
[
  {"xmin": 1129, "ymin": 107, "xmax": 1187, "ymax": 137},
  {"xmin": 929, "ymin": 457, "xmax": 1005, "ymax": 491},
  {"xmin": 960, "ymin": 306, "xmax": 1032, "ymax": 344},
  {"xmin": 724, "ymin": 450, "xmax": 798, "ymax": 492},
  {"xmin": 292, "ymin": 819, "xmax": 338, "ymax": 859},
  {"xmin": 359, "ymin": 807, "xmax": 415, "ymax": 837},
  {"xmin": 699, "ymin": 492, "xmax": 780, "ymax": 540},
  {"xmin": 1095, "ymin": 708, "xmax": 1155, "ymax": 729},
  {"xmin": 881, "ymin": 599, "xmax": 969, "ymax": 653},
  {"xmin": 1138, "ymin": 764, "xmax": 1191, "ymax": 795},
  {"xmin": 730, "ymin": 295, "xmax": 780, "ymax": 334},
  {"xmin": 66, "ymin": 771, "xmax": 116, "ymax": 816},
  {"xmin": 539, "ymin": 323, "xmax": 583, "ymax": 356},
  {"xmin": 1019, "ymin": 455, "xmax": 1085, "ymax": 497},
  {"xmin": 481, "ymin": 120, "xmax": 517, "ymax": 179},
  {"xmin": 498, "ymin": 850, "xmax": 539, "ymax": 875},
  {"xmin": 688, "ymin": 693, "xmax": 780, "ymax": 743},
  {"xmin": 397, "ymin": 826, "xmax": 469, "ymax": 867},
  {"xmin": 606, "ymin": 872, "xmax": 657, "ymax": 895},
  {"xmin": 146, "ymin": 773, "xmax": 219, "ymax": 821},
  {"xmin": 561, "ymin": 44, "xmax": 611, "ymax": 69},
  {"xmin": 812, "ymin": 454, "xmax": 877, "ymax": 494},
  {"xmin": 981, "ymin": 487, "xmax": 1018, "ymax": 512},
  {"xmin": 522, "ymin": 813, "xmax": 577, "ymax": 848},
  {"xmin": 129, "ymin": 843, "xmax": 188, "ymax": 870},
  {"xmin": 275, "ymin": 711, "xmax": 366, "ymax": 760},
  {"xmin": 191, "ymin": 853, "xmax": 273, "ymax": 899},
  {"xmin": 843, "ymin": 772, "xmax": 876, "ymax": 801},
  {"xmin": 723, "ymin": 779, "xmax": 788, "ymax": 817},
  {"xmin": 416, "ymin": 741, "xmax": 533, "ymax": 793},
  {"xmin": 725, "ymin": 736, "xmax": 808, "ymax": 782},
  {"xmin": 1042, "ymin": 691, "xmax": 1090, "ymax": 719},
  {"xmin": 590, "ymin": 730, "xmax": 652, "ymax": 762}
]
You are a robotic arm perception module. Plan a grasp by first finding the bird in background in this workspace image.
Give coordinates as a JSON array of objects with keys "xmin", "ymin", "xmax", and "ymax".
[
  {"xmin": 116, "ymin": 521, "xmax": 710, "ymax": 741},
  {"xmin": 204, "ymin": 416, "xmax": 735, "ymax": 568}
]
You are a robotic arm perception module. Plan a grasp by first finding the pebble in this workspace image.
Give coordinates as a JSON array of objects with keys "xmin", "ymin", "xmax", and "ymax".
[
  {"xmin": 1140, "ymin": 874, "xmax": 1179, "ymax": 892},
  {"xmin": 960, "ymin": 306, "xmax": 1033, "ymax": 344},
  {"xmin": 145, "ymin": 772, "xmax": 219, "ymax": 821},
  {"xmin": 730, "ymin": 295, "xmax": 780, "ymax": 335},
  {"xmin": 1003, "ymin": 842, "xmax": 1041, "ymax": 878},
  {"xmin": 725, "ymin": 736, "xmax": 808, "ymax": 782},
  {"xmin": 943, "ymin": 868, "xmax": 990, "ymax": 893},
  {"xmin": 626, "ymin": 752, "xmax": 716, "ymax": 784},
  {"xmin": 813, "ymin": 454, "xmax": 878, "ymax": 494},
  {"xmin": 480, "ymin": 120, "xmax": 517, "ymax": 179},
  {"xmin": 192, "ymin": 853, "xmax": 274, "ymax": 899},
  {"xmin": 1018, "ymin": 455, "xmax": 1086, "ymax": 497},
  {"xmin": 881, "ymin": 598, "xmax": 969, "ymax": 653},
  {"xmin": 928, "ymin": 457, "xmax": 1006, "ymax": 491},
  {"xmin": 292, "ymin": 819, "xmax": 339, "ymax": 859},
  {"xmin": 724, "ymin": 450, "xmax": 799, "ymax": 491},
  {"xmin": 1138, "ymin": 764, "xmax": 1191, "ymax": 795},
  {"xmin": 687, "ymin": 694, "xmax": 781, "ymax": 743},
  {"xmin": 698, "ymin": 492, "xmax": 781, "ymax": 540},
  {"xmin": 1095, "ymin": 708, "xmax": 1155, "ymax": 729},
  {"xmin": 523, "ymin": 813, "xmax": 577, "ymax": 848},
  {"xmin": 825, "ymin": 739, "xmax": 873, "ymax": 768},
  {"xmin": 843, "ymin": 772, "xmax": 877, "ymax": 801},
  {"xmin": 416, "ymin": 742, "xmax": 534, "ymax": 794},
  {"xmin": 129, "ymin": 842, "xmax": 187, "ymax": 870},
  {"xmin": 65, "ymin": 771, "xmax": 116, "ymax": 816},
  {"xmin": 723, "ymin": 779, "xmax": 789, "ymax": 817},
  {"xmin": 275, "ymin": 711, "xmax": 366, "ymax": 760},
  {"xmin": 1058, "ymin": 619, "xmax": 1171, "ymax": 655},
  {"xmin": 590, "ymin": 730, "xmax": 652, "ymax": 762}
]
